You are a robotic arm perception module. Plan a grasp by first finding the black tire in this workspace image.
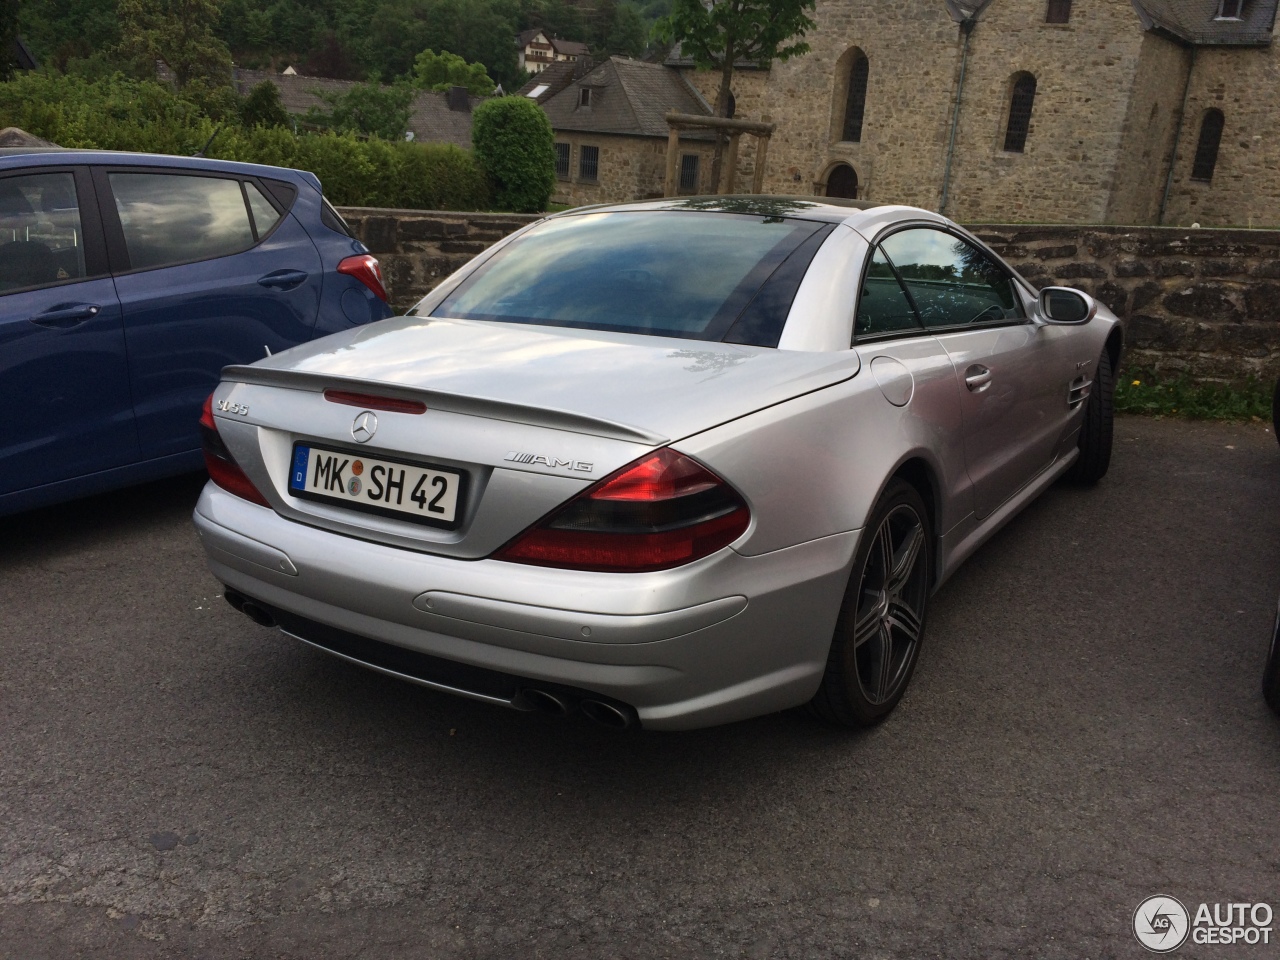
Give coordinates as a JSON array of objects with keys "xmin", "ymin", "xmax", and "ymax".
[
  {"xmin": 1265, "ymin": 608, "xmax": 1280, "ymax": 715},
  {"xmin": 1270, "ymin": 376, "xmax": 1280, "ymax": 446},
  {"xmin": 810, "ymin": 479, "xmax": 932, "ymax": 727},
  {"xmin": 1066, "ymin": 346, "xmax": 1115, "ymax": 486}
]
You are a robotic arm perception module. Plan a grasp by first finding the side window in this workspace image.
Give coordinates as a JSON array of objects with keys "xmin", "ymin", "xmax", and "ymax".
[
  {"xmin": 108, "ymin": 172, "xmax": 255, "ymax": 271},
  {"xmin": 679, "ymin": 154, "xmax": 700, "ymax": 194},
  {"xmin": 855, "ymin": 247, "xmax": 920, "ymax": 338},
  {"xmin": 320, "ymin": 197, "xmax": 354, "ymax": 238},
  {"xmin": 880, "ymin": 228, "xmax": 1023, "ymax": 329},
  {"xmin": 579, "ymin": 145, "xmax": 599, "ymax": 182},
  {"xmin": 245, "ymin": 182, "xmax": 283, "ymax": 238},
  {"xmin": 0, "ymin": 172, "xmax": 89, "ymax": 294}
]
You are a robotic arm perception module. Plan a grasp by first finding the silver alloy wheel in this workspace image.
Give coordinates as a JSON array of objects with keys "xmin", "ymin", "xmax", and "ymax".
[{"xmin": 852, "ymin": 504, "xmax": 928, "ymax": 706}]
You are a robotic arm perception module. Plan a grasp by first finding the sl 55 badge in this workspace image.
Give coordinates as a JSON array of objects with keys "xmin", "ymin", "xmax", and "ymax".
[{"xmin": 217, "ymin": 400, "xmax": 250, "ymax": 416}]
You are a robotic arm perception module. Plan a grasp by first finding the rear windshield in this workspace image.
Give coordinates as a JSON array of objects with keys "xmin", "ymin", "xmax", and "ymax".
[{"xmin": 430, "ymin": 211, "xmax": 829, "ymax": 346}]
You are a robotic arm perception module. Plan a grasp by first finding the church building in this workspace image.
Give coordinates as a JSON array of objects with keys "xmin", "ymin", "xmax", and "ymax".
[{"xmin": 668, "ymin": 0, "xmax": 1280, "ymax": 226}]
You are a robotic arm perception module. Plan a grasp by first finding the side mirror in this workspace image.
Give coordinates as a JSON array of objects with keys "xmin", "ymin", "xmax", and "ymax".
[{"xmin": 1039, "ymin": 287, "xmax": 1097, "ymax": 325}]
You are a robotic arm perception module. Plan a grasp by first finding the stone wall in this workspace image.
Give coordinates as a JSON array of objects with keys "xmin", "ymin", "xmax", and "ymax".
[
  {"xmin": 975, "ymin": 225, "xmax": 1280, "ymax": 380},
  {"xmin": 1162, "ymin": 41, "xmax": 1280, "ymax": 229},
  {"xmin": 337, "ymin": 207, "xmax": 539, "ymax": 313},
  {"xmin": 550, "ymin": 133, "xmax": 716, "ymax": 207},
  {"xmin": 674, "ymin": 0, "xmax": 1280, "ymax": 229},
  {"xmin": 338, "ymin": 207, "xmax": 1280, "ymax": 381}
]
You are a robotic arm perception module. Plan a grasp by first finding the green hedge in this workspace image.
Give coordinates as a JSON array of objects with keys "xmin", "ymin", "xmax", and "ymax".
[
  {"xmin": 0, "ymin": 72, "xmax": 490, "ymax": 211},
  {"xmin": 471, "ymin": 96, "xmax": 555, "ymax": 214}
]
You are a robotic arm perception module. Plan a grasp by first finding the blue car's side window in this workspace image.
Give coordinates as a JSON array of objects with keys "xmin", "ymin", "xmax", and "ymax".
[
  {"xmin": 0, "ymin": 172, "xmax": 90, "ymax": 294},
  {"xmin": 108, "ymin": 172, "xmax": 256, "ymax": 271},
  {"xmin": 245, "ymin": 182, "xmax": 283, "ymax": 238}
]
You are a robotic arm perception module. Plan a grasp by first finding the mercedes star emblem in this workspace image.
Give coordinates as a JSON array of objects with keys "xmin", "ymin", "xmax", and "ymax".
[{"xmin": 351, "ymin": 411, "xmax": 378, "ymax": 443}]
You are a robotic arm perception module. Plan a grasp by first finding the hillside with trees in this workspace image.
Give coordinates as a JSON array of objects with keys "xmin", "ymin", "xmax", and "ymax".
[{"xmin": 17, "ymin": 0, "xmax": 659, "ymax": 90}]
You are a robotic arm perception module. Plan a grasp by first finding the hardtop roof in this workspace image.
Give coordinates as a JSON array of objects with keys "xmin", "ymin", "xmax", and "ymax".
[{"xmin": 546, "ymin": 194, "xmax": 918, "ymax": 228}]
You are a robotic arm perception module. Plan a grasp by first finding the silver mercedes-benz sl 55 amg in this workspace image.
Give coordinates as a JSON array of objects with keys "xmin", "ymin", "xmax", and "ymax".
[{"xmin": 194, "ymin": 196, "xmax": 1122, "ymax": 731}]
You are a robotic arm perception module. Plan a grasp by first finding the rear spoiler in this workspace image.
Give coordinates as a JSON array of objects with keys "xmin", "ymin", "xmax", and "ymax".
[{"xmin": 219, "ymin": 366, "xmax": 667, "ymax": 446}]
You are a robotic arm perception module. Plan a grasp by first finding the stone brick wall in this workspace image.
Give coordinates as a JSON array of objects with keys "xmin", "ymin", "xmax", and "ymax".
[
  {"xmin": 674, "ymin": 0, "xmax": 1280, "ymax": 229},
  {"xmin": 338, "ymin": 207, "xmax": 1280, "ymax": 381},
  {"xmin": 970, "ymin": 225, "xmax": 1280, "ymax": 379},
  {"xmin": 336, "ymin": 207, "xmax": 539, "ymax": 312},
  {"xmin": 1162, "ymin": 42, "xmax": 1280, "ymax": 229},
  {"xmin": 549, "ymin": 133, "xmax": 716, "ymax": 207}
]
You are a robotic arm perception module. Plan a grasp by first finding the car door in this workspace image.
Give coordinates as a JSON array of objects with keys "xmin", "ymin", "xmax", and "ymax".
[
  {"xmin": 852, "ymin": 244, "xmax": 970, "ymax": 507},
  {"xmin": 0, "ymin": 166, "xmax": 135, "ymax": 497},
  {"xmin": 96, "ymin": 166, "xmax": 324, "ymax": 460},
  {"xmin": 879, "ymin": 226, "xmax": 1076, "ymax": 520}
]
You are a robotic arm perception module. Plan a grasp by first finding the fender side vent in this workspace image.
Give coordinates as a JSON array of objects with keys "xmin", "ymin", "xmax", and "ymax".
[{"xmin": 1068, "ymin": 375, "xmax": 1093, "ymax": 409}]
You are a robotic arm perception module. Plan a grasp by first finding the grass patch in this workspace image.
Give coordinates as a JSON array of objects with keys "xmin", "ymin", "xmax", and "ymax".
[{"xmin": 1116, "ymin": 369, "xmax": 1273, "ymax": 421}]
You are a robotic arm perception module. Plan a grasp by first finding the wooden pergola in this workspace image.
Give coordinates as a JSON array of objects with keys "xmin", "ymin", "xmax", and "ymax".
[{"xmin": 663, "ymin": 112, "xmax": 776, "ymax": 197}]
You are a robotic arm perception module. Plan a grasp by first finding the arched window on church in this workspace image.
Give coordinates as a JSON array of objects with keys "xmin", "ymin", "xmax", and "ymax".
[
  {"xmin": 1046, "ymin": 0, "xmax": 1073, "ymax": 23},
  {"xmin": 1003, "ymin": 73, "xmax": 1037, "ymax": 153},
  {"xmin": 843, "ymin": 53, "xmax": 869, "ymax": 142},
  {"xmin": 829, "ymin": 47, "xmax": 869, "ymax": 145},
  {"xmin": 1190, "ymin": 109, "xmax": 1225, "ymax": 181}
]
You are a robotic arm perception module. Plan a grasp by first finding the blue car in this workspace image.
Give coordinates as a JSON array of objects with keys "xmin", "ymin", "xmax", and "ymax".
[{"xmin": 0, "ymin": 149, "xmax": 393, "ymax": 515}]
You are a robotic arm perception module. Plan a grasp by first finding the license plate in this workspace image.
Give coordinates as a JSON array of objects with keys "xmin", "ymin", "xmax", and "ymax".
[{"xmin": 289, "ymin": 444, "xmax": 464, "ymax": 528}]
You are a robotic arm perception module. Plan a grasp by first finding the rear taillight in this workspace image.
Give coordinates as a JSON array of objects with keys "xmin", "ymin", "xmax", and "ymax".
[
  {"xmin": 337, "ymin": 254, "xmax": 388, "ymax": 302},
  {"xmin": 492, "ymin": 448, "xmax": 750, "ymax": 573},
  {"xmin": 200, "ymin": 394, "xmax": 270, "ymax": 507}
]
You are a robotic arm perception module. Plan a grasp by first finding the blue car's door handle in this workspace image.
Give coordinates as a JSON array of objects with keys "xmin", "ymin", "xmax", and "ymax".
[
  {"xmin": 258, "ymin": 269, "xmax": 309, "ymax": 290},
  {"xmin": 30, "ymin": 303, "xmax": 101, "ymax": 328}
]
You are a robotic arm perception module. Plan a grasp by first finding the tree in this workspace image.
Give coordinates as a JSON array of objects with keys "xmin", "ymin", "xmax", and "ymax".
[
  {"xmin": 413, "ymin": 48, "xmax": 494, "ymax": 95},
  {"xmin": 368, "ymin": 0, "xmax": 520, "ymax": 91},
  {"xmin": 655, "ymin": 0, "xmax": 814, "ymax": 185},
  {"xmin": 301, "ymin": 31, "xmax": 362, "ymax": 80},
  {"xmin": 240, "ymin": 80, "xmax": 292, "ymax": 127},
  {"xmin": 588, "ymin": 0, "xmax": 645, "ymax": 60},
  {"xmin": 307, "ymin": 80, "xmax": 415, "ymax": 140},
  {"xmin": 1, "ymin": 0, "xmax": 20, "ymax": 80},
  {"xmin": 17, "ymin": 0, "xmax": 121, "ymax": 71},
  {"xmin": 117, "ymin": 0, "xmax": 235, "ymax": 88},
  {"xmin": 471, "ymin": 95, "xmax": 554, "ymax": 212}
]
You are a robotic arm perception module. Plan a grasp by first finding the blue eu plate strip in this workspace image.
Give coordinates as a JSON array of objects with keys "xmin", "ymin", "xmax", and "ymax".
[{"xmin": 290, "ymin": 446, "xmax": 310, "ymax": 491}]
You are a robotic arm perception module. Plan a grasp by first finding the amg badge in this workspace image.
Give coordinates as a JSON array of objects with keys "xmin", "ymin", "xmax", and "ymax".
[{"xmin": 505, "ymin": 452, "xmax": 593, "ymax": 473}]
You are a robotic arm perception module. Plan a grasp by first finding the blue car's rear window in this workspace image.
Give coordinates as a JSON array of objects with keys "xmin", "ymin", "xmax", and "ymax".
[{"xmin": 430, "ymin": 212, "xmax": 830, "ymax": 347}]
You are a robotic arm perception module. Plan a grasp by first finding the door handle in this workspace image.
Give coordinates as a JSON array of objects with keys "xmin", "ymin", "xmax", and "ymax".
[
  {"xmin": 30, "ymin": 303, "xmax": 101, "ymax": 328},
  {"xmin": 257, "ymin": 269, "xmax": 309, "ymax": 290},
  {"xmin": 965, "ymin": 364, "xmax": 993, "ymax": 392}
]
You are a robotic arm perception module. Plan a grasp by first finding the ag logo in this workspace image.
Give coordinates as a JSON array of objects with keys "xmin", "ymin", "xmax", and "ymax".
[{"xmin": 1134, "ymin": 895, "xmax": 1190, "ymax": 953}]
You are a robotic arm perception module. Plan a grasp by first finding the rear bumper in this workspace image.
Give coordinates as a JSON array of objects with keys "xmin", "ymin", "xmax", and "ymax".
[{"xmin": 193, "ymin": 483, "xmax": 858, "ymax": 730}]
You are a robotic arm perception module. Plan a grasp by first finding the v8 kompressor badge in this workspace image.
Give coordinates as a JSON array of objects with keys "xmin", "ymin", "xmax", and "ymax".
[{"xmin": 505, "ymin": 452, "xmax": 593, "ymax": 473}]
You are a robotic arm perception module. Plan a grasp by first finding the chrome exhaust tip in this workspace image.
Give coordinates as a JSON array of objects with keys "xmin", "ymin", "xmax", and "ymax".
[
  {"xmin": 580, "ymin": 699, "xmax": 634, "ymax": 729},
  {"xmin": 222, "ymin": 589, "xmax": 247, "ymax": 613},
  {"xmin": 516, "ymin": 688, "xmax": 573, "ymax": 717}
]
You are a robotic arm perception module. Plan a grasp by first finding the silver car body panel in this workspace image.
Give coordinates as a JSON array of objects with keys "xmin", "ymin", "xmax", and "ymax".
[
  {"xmin": 195, "ymin": 198, "xmax": 1121, "ymax": 729},
  {"xmin": 222, "ymin": 317, "xmax": 863, "ymax": 445}
]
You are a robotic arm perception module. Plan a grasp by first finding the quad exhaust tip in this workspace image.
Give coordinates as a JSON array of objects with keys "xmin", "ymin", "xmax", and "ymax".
[
  {"xmin": 223, "ymin": 589, "xmax": 277, "ymax": 628},
  {"xmin": 580, "ymin": 699, "xmax": 633, "ymax": 729},
  {"xmin": 518, "ymin": 687, "xmax": 573, "ymax": 717},
  {"xmin": 517, "ymin": 688, "xmax": 637, "ymax": 729},
  {"xmin": 221, "ymin": 590, "xmax": 637, "ymax": 728}
]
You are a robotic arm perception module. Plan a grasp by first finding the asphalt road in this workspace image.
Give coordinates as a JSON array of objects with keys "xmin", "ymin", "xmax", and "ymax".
[{"xmin": 2, "ymin": 415, "xmax": 1279, "ymax": 960}]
